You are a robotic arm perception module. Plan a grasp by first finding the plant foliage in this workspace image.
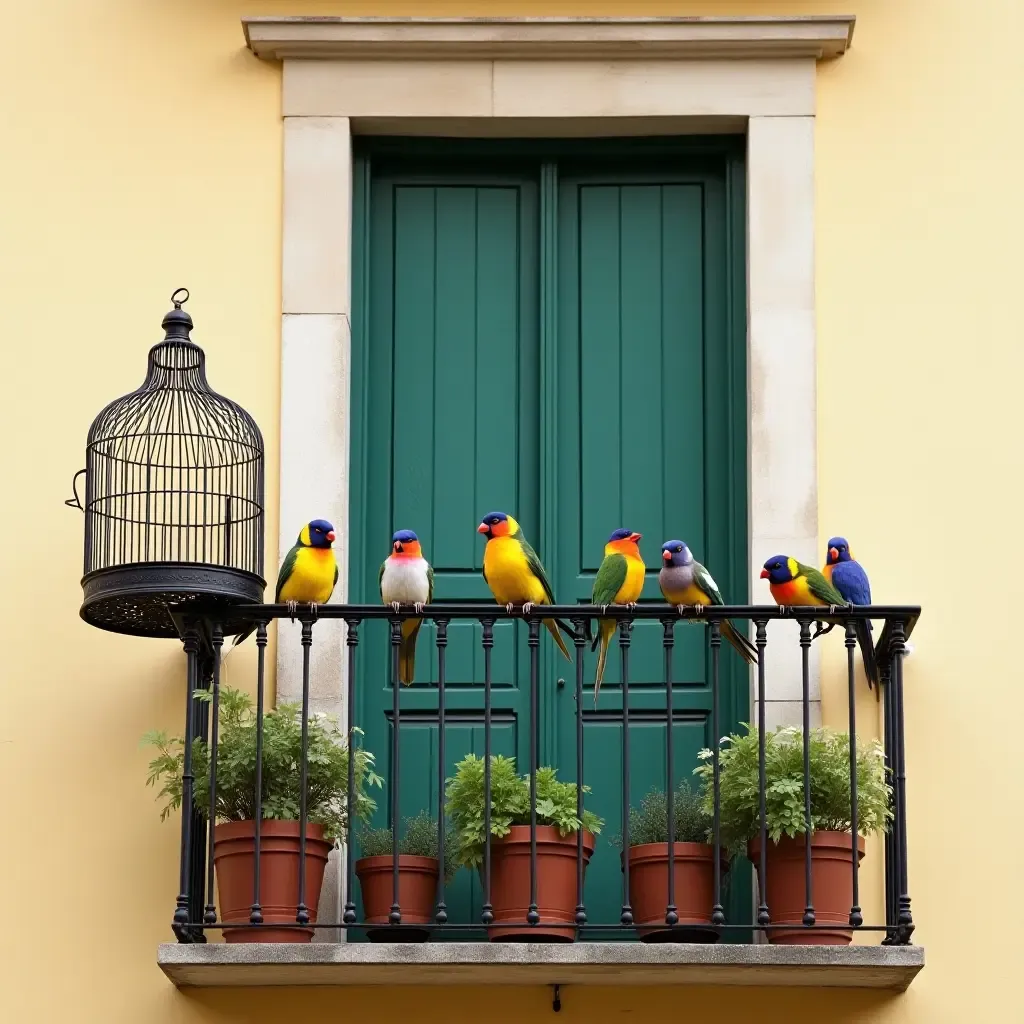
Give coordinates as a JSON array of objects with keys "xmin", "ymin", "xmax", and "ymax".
[
  {"xmin": 693, "ymin": 724, "xmax": 892, "ymax": 855},
  {"xmin": 143, "ymin": 686, "xmax": 383, "ymax": 842},
  {"xmin": 359, "ymin": 811, "xmax": 458, "ymax": 881},
  {"xmin": 444, "ymin": 754, "xmax": 604, "ymax": 870},
  {"xmin": 612, "ymin": 781, "xmax": 712, "ymax": 848}
]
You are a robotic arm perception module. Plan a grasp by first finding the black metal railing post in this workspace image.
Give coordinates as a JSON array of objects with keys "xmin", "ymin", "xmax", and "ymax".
[
  {"xmin": 343, "ymin": 617, "xmax": 360, "ymax": 927},
  {"xmin": 481, "ymin": 617, "xmax": 495, "ymax": 927},
  {"xmin": 619, "ymin": 618, "xmax": 633, "ymax": 928},
  {"xmin": 528, "ymin": 616, "xmax": 541, "ymax": 926},
  {"xmin": 389, "ymin": 615, "xmax": 402, "ymax": 926},
  {"xmin": 296, "ymin": 616, "xmax": 314, "ymax": 926},
  {"xmin": 710, "ymin": 618, "xmax": 725, "ymax": 928},
  {"xmin": 203, "ymin": 623, "xmax": 224, "ymax": 926},
  {"xmin": 662, "ymin": 617, "xmax": 677, "ymax": 928},
  {"xmin": 435, "ymin": 618, "xmax": 449, "ymax": 925},
  {"xmin": 799, "ymin": 617, "xmax": 815, "ymax": 929},
  {"xmin": 891, "ymin": 620, "xmax": 914, "ymax": 943},
  {"xmin": 572, "ymin": 616, "xmax": 587, "ymax": 930},
  {"xmin": 845, "ymin": 619, "xmax": 863, "ymax": 929},
  {"xmin": 173, "ymin": 624, "xmax": 201, "ymax": 939},
  {"xmin": 755, "ymin": 619, "xmax": 770, "ymax": 932},
  {"xmin": 250, "ymin": 621, "xmax": 268, "ymax": 926}
]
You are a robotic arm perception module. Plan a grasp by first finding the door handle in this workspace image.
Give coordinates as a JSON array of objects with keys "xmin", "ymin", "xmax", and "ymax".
[{"xmin": 557, "ymin": 678, "xmax": 565, "ymax": 689}]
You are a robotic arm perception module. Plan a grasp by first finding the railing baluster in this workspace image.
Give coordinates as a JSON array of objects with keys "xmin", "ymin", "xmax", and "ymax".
[
  {"xmin": 662, "ymin": 618, "xmax": 677, "ymax": 927},
  {"xmin": 619, "ymin": 618, "xmax": 633, "ymax": 928},
  {"xmin": 435, "ymin": 618, "xmax": 449, "ymax": 925},
  {"xmin": 892, "ymin": 620, "xmax": 914, "ymax": 943},
  {"xmin": 845, "ymin": 619, "xmax": 863, "ymax": 928},
  {"xmin": 573, "ymin": 616, "xmax": 587, "ymax": 930},
  {"xmin": 528, "ymin": 617, "xmax": 540, "ymax": 926},
  {"xmin": 710, "ymin": 619, "xmax": 725, "ymax": 928},
  {"xmin": 250, "ymin": 621, "xmax": 267, "ymax": 925},
  {"xmin": 343, "ymin": 617, "xmax": 359, "ymax": 927},
  {"xmin": 389, "ymin": 616, "xmax": 402, "ymax": 926},
  {"xmin": 799, "ymin": 618, "xmax": 815, "ymax": 928},
  {"xmin": 755, "ymin": 618, "xmax": 770, "ymax": 931},
  {"xmin": 296, "ymin": 617, "xmax": 313, "ymax": 926},
  {"xmin": 174, "ymin": 625, "xmax": 201, "ymax": 937},
  {"xmin": 203, "ymin": 624, "xmax": 224, "ymax": 926},
  {"xmin": 881, "ymin": 651, "xmax": 897, "ymax": 942},
  {"xmin": 481, "ymin": 617, "xmax": 495, "ymax": 927}
]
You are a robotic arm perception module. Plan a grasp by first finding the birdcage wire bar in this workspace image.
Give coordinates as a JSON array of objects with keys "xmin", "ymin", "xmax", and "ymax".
[{"xmin": 73, "ymin": 290, "xmax": 265, "ymax": 638}]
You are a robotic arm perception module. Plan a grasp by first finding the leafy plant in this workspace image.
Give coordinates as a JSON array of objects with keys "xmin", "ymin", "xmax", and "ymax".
[
  {"xmin": 144, "ymin": 686, "xmax": 383, "ymax": 842},
  {"xmin": 693, "ymin": 724, "xmax": 892, "ymax": 856},
  {"xmin": 444, "ymin": 754, "xmax": 604, "ymax": 870},
  {"xmin": 359, "ymin": 811, "xmax": 458, "ymax": 881},
  {"xmin": 612, "ymin": 781, "xmax": 712, "ymax": 848}
]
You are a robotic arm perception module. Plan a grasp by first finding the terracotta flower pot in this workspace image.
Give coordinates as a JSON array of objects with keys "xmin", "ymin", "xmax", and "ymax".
[
  {"xmin": 213, "ymin": 819, "xmax": 333, "ymax": 943},
  {"xmin": 748, "ymin": 831, "xmax": 866, "ymax": 945},
  {"xmin": 624, "ymin": 842, "xmax": 727, "ymax": 943},
  {"xmin": 355, "ymin": 854, "xmax": 440, "ymax": 942},
  {"xmin": 488, "ymin": 825, "xmax": 595, "ymax": 942}
]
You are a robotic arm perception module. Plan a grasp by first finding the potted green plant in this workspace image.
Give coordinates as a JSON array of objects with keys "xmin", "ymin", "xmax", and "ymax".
[
  {"xmin": 445, "ymin": 754, "xmax": 603, "ymax": 941},
  {"xmin": 356, "ymin": 812, "xmax": 457, "ymax": 941},
  {"xmin": 613, "ymin": 782, "xmax": 728, "ymax": 942},
  {"xmin": 695, "ymin": 724, "xmax": 892, "ymax": 945},
  {"xmin": 145, "ymin": 686, "xmax": 382, "ymax": 943}
]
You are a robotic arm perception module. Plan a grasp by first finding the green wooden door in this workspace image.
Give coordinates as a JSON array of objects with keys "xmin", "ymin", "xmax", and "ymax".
[{"xmin": 350, "ymin": 140, "xmax": 749, "ymax": 937}]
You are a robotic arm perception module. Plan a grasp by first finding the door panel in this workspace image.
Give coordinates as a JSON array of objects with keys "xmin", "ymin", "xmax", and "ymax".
[{"xmin": 351, "ymin": 142, "xmax": 749, "ymax": 938}]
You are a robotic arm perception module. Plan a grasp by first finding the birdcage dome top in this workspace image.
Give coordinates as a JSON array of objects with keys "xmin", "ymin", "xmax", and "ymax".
[{"xmin": 74, "ymin": 289, "xmax": 266, "ymax": 638}]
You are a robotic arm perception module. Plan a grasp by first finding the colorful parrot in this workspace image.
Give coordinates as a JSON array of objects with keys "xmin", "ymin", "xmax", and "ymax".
[
  {"xmin": 760, "ymin": 554, "xmax": 877, "ymax": 687},
  {"xmin": 477, "ymin": 511, "xmax": 574, "ymax": 662},
  {"xmin": 821, "ymin": 536, "xmax": 878, "ymax": 688},
  {"xmin": 379, "ymin": 529, "xmax": 433, "ymax": 686},
  {"xmin": 591, "ymin": 528, "xmax": 646, "ymax": 705},
  {"xmin": 659, "ymin": 540, "xmax": 757, "ymax": 665},
  {"xmin": 231, "ymin": 518, "xmax": 338, "ymax": 649}
]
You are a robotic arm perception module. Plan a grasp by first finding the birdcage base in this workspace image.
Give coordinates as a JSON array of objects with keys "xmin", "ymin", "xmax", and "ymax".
[{"xmin": 80, "ymin": 563, "xmax": 266, "ymax": 638}]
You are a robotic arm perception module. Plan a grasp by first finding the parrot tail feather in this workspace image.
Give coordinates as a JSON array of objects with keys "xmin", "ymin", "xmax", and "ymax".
[
  {"xmin": 544, "ymin": 618, "xmax": 573, "ymax": 662},
  {"xmin": 721, "ymin": 620, "xmax": 758, "ymax": 665},
  {"xmin": 856, "ymin": 619, "xmax": 878, "ymax": 689},
  {"xmin": 593, "ymin": 620, "xmax": 615, "ymax": 707},
  {"xmin": 398, "ymin": 618, "xmax": 421, "ymax": 686}
]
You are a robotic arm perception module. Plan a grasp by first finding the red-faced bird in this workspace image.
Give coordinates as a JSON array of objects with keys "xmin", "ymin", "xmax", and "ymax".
[
  {"xmin": 477, "ymin": 511, "xmax": 574, "ymax": 662},
  {"xmin": 231, "ymin": 518, "xmax": 338, "ymax": 648},
  {"xmin": 379, "ymin": 529, "xmax": 433, "ymax": 686},
  {"xmin": 760, "ymin": 554, "xmax": 877, "ymax": 687},
  {"xmin": 659, "ymin": 540, "xmax": 757, "ymax": 665},
  {"xmin": 591, "ymin": 528, "xmax": 646, "ymax": 705},
  {"xmin": 822, "ymin": 536, "xmax": 878, "ymax": 688}
]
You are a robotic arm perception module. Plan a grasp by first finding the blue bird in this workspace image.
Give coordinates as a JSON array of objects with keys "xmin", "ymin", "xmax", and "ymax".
[{"xmin": 821, "ymin": 536, "xmax": 878, "ymax": 689}]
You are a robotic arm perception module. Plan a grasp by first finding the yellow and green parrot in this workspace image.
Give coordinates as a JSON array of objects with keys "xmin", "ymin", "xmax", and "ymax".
[
  {"xmin": 231, "ymin": 518, "xmax": 338, "ymax": 649},
  {"xmin": 477, "ymin": 511, "xmax": 574, "ymax": 662},
  {"xmin": 659, "ymin": 539, "xmax": 757, "ymax": 665},
  {"xmin": 760, "ymin": 554, "xmax": 877, "ymax": 686},
  {"xmin": 379, "ymin": 529, "xmax": 433, "ymax": 686},
  {"xmin": 591, "ymin": 528, "xmax": 646, "ymax": 705}
]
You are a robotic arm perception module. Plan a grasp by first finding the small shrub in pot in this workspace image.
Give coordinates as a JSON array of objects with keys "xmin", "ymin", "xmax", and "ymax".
[
  {"xmin": 145, "ymin": 686, "xmax": 382, "ymax": 942},
  {"xmin": 445, "ymin": 754, "xmax": 603, "ymax": 941},
  {"xmin": 695, "ymin": 724, "xmax": 892, "ymax": 945}
]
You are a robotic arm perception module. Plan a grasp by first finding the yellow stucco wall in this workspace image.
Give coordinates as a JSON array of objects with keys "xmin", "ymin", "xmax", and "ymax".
[{"xmin": 1, "ymin": 0, "xmax": 1020, "ymax": 1020}]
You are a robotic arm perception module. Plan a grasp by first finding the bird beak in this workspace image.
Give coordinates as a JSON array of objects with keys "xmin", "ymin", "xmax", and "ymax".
[
  {"xmin": 393, "ymin": 541, "xmax": 402, "ymax": 553},
  {"xmin": 759, "ymin": 568, "xmax": 770, "ymax": 579},
  {"xmin": 662, "ymin": 550, "xmax": 672, "ymax": 562},
  {"xmin": 326, "ymin": 530, "xmax": 336, "ymax": 542},
  {"xmin": 630, "ymin": 532, "xmax": 642, "ymax": 542},
  {"xmin": 829, "ymin": 546, "xmax": 839, "ymax": 561},
  {"xmin": 477, "ymin": 523, "xmax": 489, "ymax": 535}
]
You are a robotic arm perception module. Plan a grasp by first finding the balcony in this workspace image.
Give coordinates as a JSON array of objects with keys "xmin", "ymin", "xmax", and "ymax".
[{"xmin": 155, "ymin": 602, "xmax": 923, "ymax": 992}]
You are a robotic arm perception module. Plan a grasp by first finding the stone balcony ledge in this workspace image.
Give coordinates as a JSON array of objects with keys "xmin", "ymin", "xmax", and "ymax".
[{"xmin": 159, "ymin": 941, "xmax": 923, "ymax": 990}]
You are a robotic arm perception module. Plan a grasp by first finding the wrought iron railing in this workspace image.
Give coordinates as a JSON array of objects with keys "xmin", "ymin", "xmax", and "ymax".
[{"xmin": 166, "ymin": 602, "xmax": 918, "ymax": 946}]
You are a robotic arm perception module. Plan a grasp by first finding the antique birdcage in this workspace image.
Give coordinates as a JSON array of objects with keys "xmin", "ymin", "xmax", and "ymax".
[{"xmin": 69, "ymin": 289, "xmax": 265, "ymax": 637}]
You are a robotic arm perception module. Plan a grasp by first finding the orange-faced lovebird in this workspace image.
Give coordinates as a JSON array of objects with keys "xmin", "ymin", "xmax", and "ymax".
[
  {"xmin": 659, "ymin": 540, "xmax": 757, "ymax": 665},
  {"xmin": 379, "ymin": 529, "xmax": 433, "ymax": 686},
  {"xmin": 822, "ymin": 536, "xmax": 878, "ymax": 688},
  {"xmin": 760, "ymin": 554, "xmax": 877, "ymax": 688},
  {"xmin": 591, "ymin": 528, "xmax": 646, "ymax": 705},
  {"xmin": 477, "ymin": 511, "xmax": 574, "ymax": 662},
  {"xmin": 231, "ymin": 518, "xmax": 338, "ymax": 648}
]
